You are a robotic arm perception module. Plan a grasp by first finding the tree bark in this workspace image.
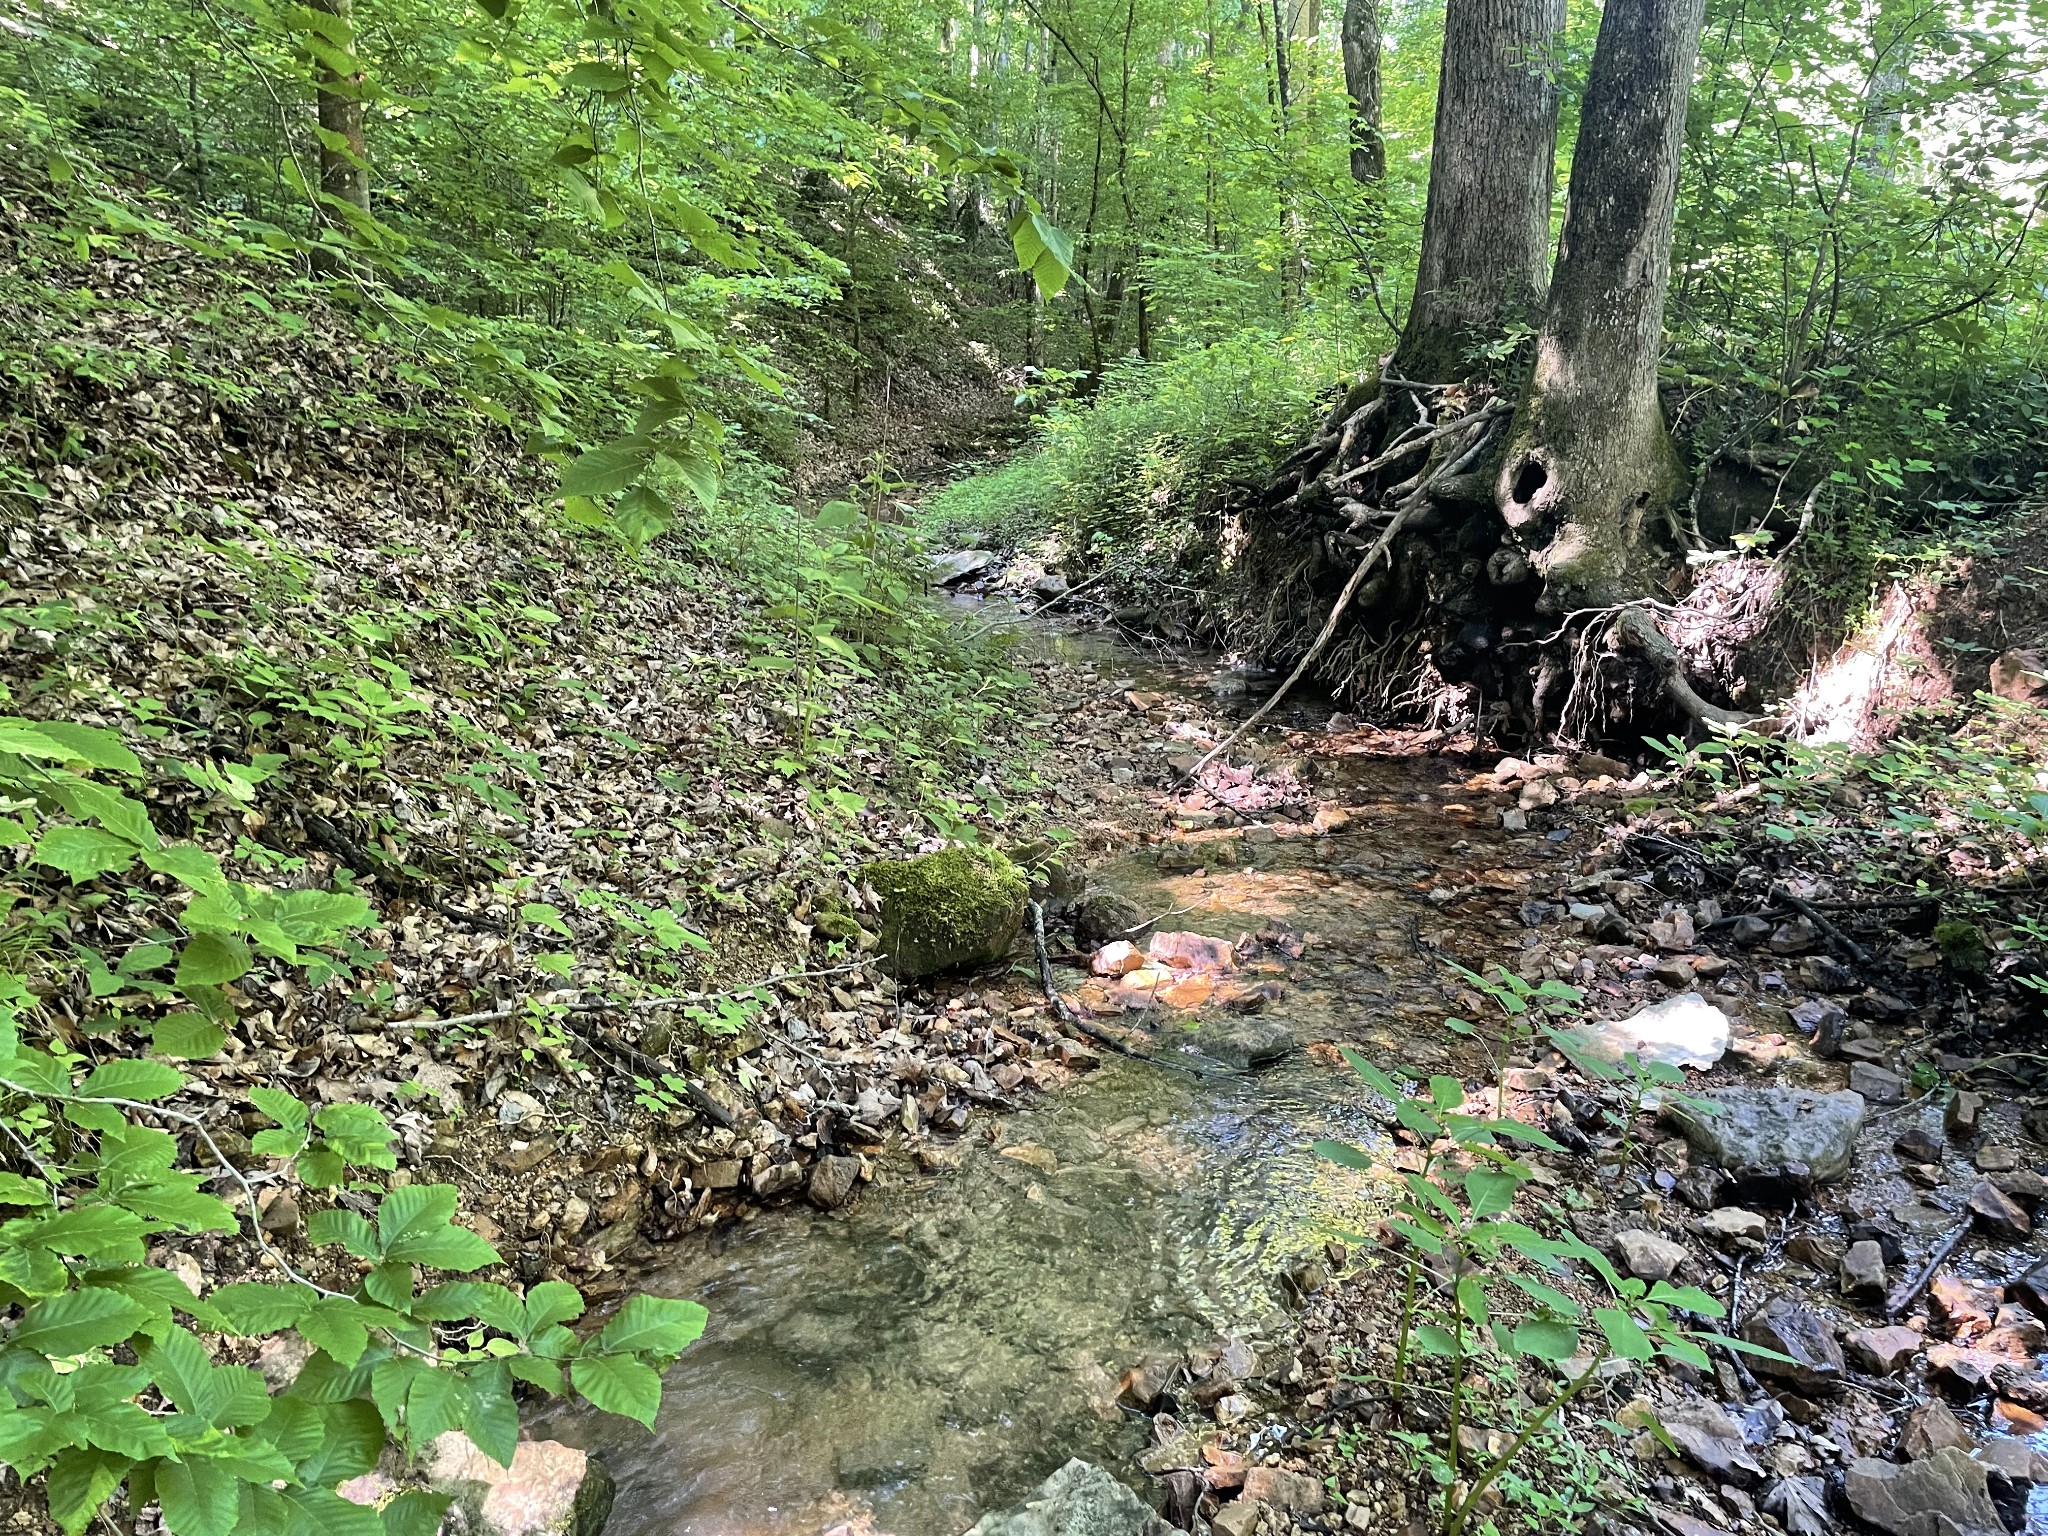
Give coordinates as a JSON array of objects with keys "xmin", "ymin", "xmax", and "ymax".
[
  {"xmin": 1497, "ymin": 0, "xmax": 1706, "ymax": 610},
  {"xmin": 1393, "ymin": 0, "xmax": 1563, "ymax": 381},
  {"xmin": 1340, "ymin": 0, "xmax": 1383, "ymax": 186},
  {"xmin": 306, "ymin": 0, "xmax": 369, "ymax": 217}
]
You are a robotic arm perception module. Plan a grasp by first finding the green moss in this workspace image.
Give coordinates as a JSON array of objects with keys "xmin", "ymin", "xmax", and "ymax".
[
  {"xmin": 1934, "ymin": 917, "xmax": 1990, "ymax": 974},
  {"xmin": 861, "ymin": 845, "xmax": 1028, "ymax": 978}
]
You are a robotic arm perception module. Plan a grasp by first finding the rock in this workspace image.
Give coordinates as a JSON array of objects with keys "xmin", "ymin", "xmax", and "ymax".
[
  {"xmin": 962, "ymin": 1459, "xmax": 1173, "ymax": 1536},
  {"xmin": 1895, "ymin": 1126, "xmax": 1945, "ymax": 1163},
  {"xmin": 1974, "ymin": 1436, "xmax": 2048, "ymax": 1484},
  {"xmin": 1189, "ymin": 1017, "xmax": 1295, "ymax": 1070},
  {"xmin": 1844, "ymin": 1447, "xmax": 2004, "ymax": 1536},
  {"xmin": 1967, "ymin": 1179, "xmax": 2032, "ymax": 1240},
  {"xmin": 695, "ymin": 1158, "xmax": 741, "ymax": 1190},
  {"xmin": 807, "ymin": 1155, "xmax": 863, "ymax": 1210},
  {"xmin": 837, "ymin": 1434, "xmax": 930, "ymax": 1488},
  {"xmin": 1995, "ymin": 1169, "xmax": 2048, "ymax": 1207},
  {"xmin": 1567, "ymin": 992, "xmax": 1731, "ymax": 1072},
  {"xmin": 1664, "ymin": 1087, "xmax": 1866, "ymax": 1185},
  {"xmin": 1091, "ymin": 940, "xmax": 1144, "ymax": 977},
  {"xmin": 1240, "ymin": 1468, "xmax": 1325, "ymax": 1515},
  {"xmin": 1663, "ymin": 1401, "xmax": 1764, "ymax": 1486},
  {"xmin": 1977, "ymin": 1144, "xmax": 2022, "ymax": 1173},
  {"xmin": 255, "ymin": 1334, "xmax": 314, "ymax": 1389},
  {"xmin": 1849, "ymin": 1062, "xmax": 1908, "ymax": 1104},
  {"xmin": 1902, "ymin": 1399, "xmax": 1976, "ymax": 1459},
  {"xmin": 1700, "ymin": 1207, "xmax": 1768, "ymax": 1247},
  {"xmin": 1616, "ymin": 1229, "xmax": 1690, "ymax": 1284},
  {"xmin": 1210, "ymin": 1500, "xmax": 1264, "ymax": 1536},
  {"xmin": 2010, "ymin": 1259, "xmax": 2048, "ymax": 1317},
  {"xmin": 1652, "ymin": 958, "xmax": 1695, "ymax": 989},
  {"xmin": 1729, "ymin": 914, "xmax": 1773, "ymax": 947},
  {"xmin": 931, "ymin": 550, "xmax": 997, "ymax": 585},
  {"xmin": 1930, "ymin": 1272, "xmax": 1998, "ymax": 1338},
  {"xmin": 258, "ymin": 1189, "xmax": 301, "ymax": 1235},
  {"xmin": 752, "ymin": 1160, "xmax": 803, "ymax": 1199},
  {"xmin": 1743, "ymin": 1298, "xmax": 1846, "ymax": 1394},
  {"xmin": 863, "ymin": 846, "xmax": 1027, "ymax": 978},
  {"xmin": 1840, "ymin": 1240, "xmax": 1888, "ymax": 1304},
  {"xmin": 1843, "ymin": 1325, "xmax": 1923, "ymax": 1375},
  {"xmin": 424, "ymin": 1432, "xmax": 615, "ymax": 1536},
  {"xmin": 504, "ymin": 1136, "xmax": 557, "ymax": 1175},
  {"xmin": 495, "ymin": 1090, "xmax": 546, "ymax": 1129},
  {"xmin": 1762, "ymin": 1476, "xmax": 1830, "ymax": 1536},
  {"xmin": 1785, "ymin": 1232, "xmax": 1843, "ymax": 1272},
  {"xmin": 1769, "ymin": 916, "xmax": 1821, "ymax": 954},
  {"xmin": 1947, "ymin": 1091, "xmax": 1986, "ymax": 1140},
  {"xmin": 1648, "ymin": 909, "xmax": 1697, "ymax": 952},
  {"xmin": 1072, "ymin": 889, "xmax": 1146, "ymax": 946},
  {"xmin": 1032, "ymin": 572, "xmax": 1070, "ymax": 598}
]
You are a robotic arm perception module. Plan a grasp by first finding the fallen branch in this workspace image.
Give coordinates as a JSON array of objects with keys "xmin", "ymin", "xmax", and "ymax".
[
  {"xmin": 1026, "ymin": 900, "xmax": 1209, "ymax": 1075},
  {"xmin": 1885, "ymin": 1214, "xmax": 1973, "ymax": 1321},
  {"xmin": 1770, "ymin": 884, "xmax": 1872, "ymax": 966}
]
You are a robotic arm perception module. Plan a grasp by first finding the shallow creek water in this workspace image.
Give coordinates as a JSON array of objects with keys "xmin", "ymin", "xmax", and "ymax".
[{"xmin": 544, "ymin": 610, "xmax": 1546, "ymax": 1536}]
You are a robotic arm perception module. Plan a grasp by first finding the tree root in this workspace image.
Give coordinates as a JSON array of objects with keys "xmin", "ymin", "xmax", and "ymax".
[{"xmin": 1610, "ymin": 607, "xmax": 1753, "ymax": 730}]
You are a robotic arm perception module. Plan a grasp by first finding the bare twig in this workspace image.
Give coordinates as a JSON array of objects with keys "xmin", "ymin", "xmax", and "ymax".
[{"xmin": 1885, "ymin": 1215, "xmax": 1972, "ymax": 1321}]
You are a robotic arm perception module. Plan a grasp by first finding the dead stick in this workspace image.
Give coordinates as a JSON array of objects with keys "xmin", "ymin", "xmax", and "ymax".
[
  {"xmin": 1886, "ymin": 1215, "xmax": 1973, "ymax": 1321},
  {"xmin": 1026, "ymin": 900, "xmax": 1209, "ymax": 1076},
  {"xmin": 1770, "ymin": 885, "xmax": 1872, "ymax": 966}
]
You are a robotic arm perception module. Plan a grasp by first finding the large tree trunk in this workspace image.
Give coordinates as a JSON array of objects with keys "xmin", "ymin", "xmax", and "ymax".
[
  {"xmin": 306, "ymin": 0, "xmax": 370, "ymax": 217},
  {"xmin": 1496, "ymin": 0, "xmax": 1706, "ymax": 611},
  {"xmin": 1340, "ymin": 0, "xmax": 1383, "ymax": 186},
  {"xmin": 1393, "ymin": 0, "xmax": 1563, "ymax": 382}
]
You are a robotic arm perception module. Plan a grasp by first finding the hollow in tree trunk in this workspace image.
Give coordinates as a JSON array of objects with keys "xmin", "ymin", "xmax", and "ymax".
[
  {"xmin": 1341, "ymin": 0, "xmax": 1383, "ymax": 186},
  {"xmin": 1497, "ymin": 0, "xmax": 1707, "ymax": 611},
  {"xmin": 1393, "ymin": 0, "xmax": 1563, "ymax": 382}
]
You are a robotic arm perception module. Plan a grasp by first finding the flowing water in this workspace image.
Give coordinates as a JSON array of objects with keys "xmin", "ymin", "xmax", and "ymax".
[{"xmin": 544, "ymin": 605, "xmax": 1541, "ymax": 1536}]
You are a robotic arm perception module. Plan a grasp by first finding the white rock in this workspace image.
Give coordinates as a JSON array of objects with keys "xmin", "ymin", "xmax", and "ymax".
[{"xmin": 1567, "ymin": 992, "xmax": 1730, "ymax": 1071}]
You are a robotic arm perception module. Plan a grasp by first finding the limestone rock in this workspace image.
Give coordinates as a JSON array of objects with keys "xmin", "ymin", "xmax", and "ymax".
[
  {"xmin": 931, "ymin": 550, "xmax": 997, "ymax": 585},
  {"xmin": 1967, "ymin": 1179, "xmax": 2031, "ymax": 1241},
  {"xmin": 1189, "ymin": 1017, "xmax": 1295, "ymax": 1070},
  {"xmin": 1210, "ymin": 1500, "xmax": 1264, "ymax": 1536},
  {"xmin": 1843, "ymin": 1325, "xmax": 1923, "ymax": 1375},
  {"xmin": 1615, "ymin": 1229, "xmax": 1689, "ymax": 1284},
  {"xmin": 1843, "ymin": 1447, "xmax": 2004, "ymax": 1536},
  {"xmin": 1663, "ymin": 1087, "xmax": 1866, "ymax": 1185},
  {"xmin": 1240, "ymin": 1468, "xmax": 1325, "ymax": 1515},
  {"xmin": 1699, "ymin": 1207, "xmax": 1768, "ymax": 1248},
  {"xmin": 962, "ymin": 1459, "xmax": 1174, "ymax": 1536},
  {"xmin": 1840, "ymin": 1240, "xmax": 1887, "ymax": 1304},
  {"xmin": 424, "ymin": 1432, "xmax": 615, "ymax": 1536},
  {"xmin": 1901, "ymin": 1399, "xmax": 1975, "ymax": 1459},
  {"xmin": 807, "ymin": 1155, "xmax": 863, "ymax": 1210}
]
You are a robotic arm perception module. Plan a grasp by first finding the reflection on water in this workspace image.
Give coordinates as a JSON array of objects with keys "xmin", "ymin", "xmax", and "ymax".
[{"xmin": 541, "ymin": 1051, "xmax": 1392, "ymax": 1536}]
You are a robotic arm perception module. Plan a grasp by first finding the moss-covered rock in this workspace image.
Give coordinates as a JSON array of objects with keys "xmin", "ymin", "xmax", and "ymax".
[
  {"xmin": 862, "ymin": 845, "xmax": 1028, "ymax": 978},
  {"xmin": 1934, "ymin": 918, "xmax": 1990, "ymax": 974}
]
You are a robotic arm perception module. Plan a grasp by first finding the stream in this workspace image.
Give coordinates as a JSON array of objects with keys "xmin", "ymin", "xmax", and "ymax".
[{"xmin": 542, "ymin": 605, "xmax": 1544, "ymax": 1536}]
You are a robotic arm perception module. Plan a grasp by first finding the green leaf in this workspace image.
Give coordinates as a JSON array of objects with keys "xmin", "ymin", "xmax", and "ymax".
[
  {"xmin": 1463, "ymin": 1168, "xmax": 1521, "ymax": 1218},
  {"xmin": 8, "ymin": 1205, "xmax": 150, "ymax": 1262},
  {"xmin": 1593, "ymin": 1307, "xmax": 1656, "ymax": 1362},
  {"xmin": 1311, "ymin": 1139, "xmax": 1372, "ymax": 1171},
  {"xmin": 209, "ymin": 1282, "xmax": 313, "ymax": 1335},
  {"xmin": 1511, "ymin": 1317, "xmax": 1580, "ymax": 1360},
  {"xmin": 47, "ymin": 1447, "xmax": 131, "ymax": 1536},
  {"xmin": 307, "ymin": 1208, "xmax": 379, "ymax": 1260},
  {"xmin": 298, "ymin": 1297, "xmax": 374, "ymax": 1365},
  {"xmin": 79, "ymin": 1059, "xmax": 184, "ymax": 1102},
  {"xmin": 569, "ymin": 1353, "xmax": 663, "ymax": 1428},
  {"xmin": 595, "ymin": 1293, "xmax": 707, "ymax": 1357},
  {"xmin": 1645, "ymin": 1282, "xmax": 1725, "ymax": 1318},
  {"xmin": 12, "ymin": 1288, "xmax": 154, "ymax": 1356},
  {"xmin": 35, "ymin": 825, "xmax": 138, "ymax": 882},
  {"xmin": 523, "ymin": 1280, "xmax": 585, "ymax": 1334},
  {"xmin": 381, "ymin": 1492, "xmax": 456, "ymax": 1536},
  {"xmin": 0, "ymin": 1172, "xmax": 52, "ymax": 1205},
  {"xmin": 176, "ymin": 931, "xmax": 251, "ymax": 987},
  {"xmin": 142, "ymin": 845, "xmax": 231, "ymax": 897},
  {"xmin": 559, "ymin": 440, "xmax": 654, "ymax": 499},
  {"xmin": 158, "ymin": 1454, "xmax": 239, "ymax": 1536},
  {"xmin": 152, "ymin": 1014, "xmax": 226, "ymax": 1060},
  {"xmin": 248, "ymin": 1087, "xmax": 310, "ymax": 1135}
]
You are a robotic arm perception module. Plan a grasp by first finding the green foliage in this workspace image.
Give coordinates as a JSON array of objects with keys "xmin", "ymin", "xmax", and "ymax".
[{"xmin": 1315, "ymin": 1046, "xmax": 1775, "ymax": 1535}]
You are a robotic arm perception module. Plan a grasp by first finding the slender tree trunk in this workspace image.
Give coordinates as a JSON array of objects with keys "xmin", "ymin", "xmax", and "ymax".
[
  {"xmin": 1497, "ymin": 0, "xmax": 1707, "ymax": 610},
  {"xmin": 1393, "ymin": 0, "xmax": 1563, "ymax": 381},
  {"xmin": 1340, "ymin": 0, "xmax": 1383, "ymax": 186},
  {"xmin": 305, "ymin": 0, "xmax": 369, "ymax": 216}
]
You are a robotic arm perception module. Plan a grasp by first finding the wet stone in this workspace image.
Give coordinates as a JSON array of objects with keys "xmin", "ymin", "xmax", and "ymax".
[
  {"xmin": 1894, "ymin": 1126, "xmax": 1945, "ymax": 1163},
  {"xmin": 1188, "ymin": 1017, "xmax": 1294, "ymax": 1070},
  {"xmin": 1902, "ymin": 1399, "xmax": 1975, "ymax": 1459},
  {"xmin": 806, "ymin": 1155, "xmax": 863, "ymax": 1211},
  {"xmin": 1976, "ymin": 1144, "xmax": 2022, "ymax": 1173},
  {"xmin": 1743, "ymin": 1298, "xmax": 1846, "ymax": 1395},
  {"xmin": 1947, "ymin": 1090, "xmax": 1986, "ymax": 1140},
  {"xmin": 1968, "ymin": 1179, "xmax": 2032, "ymax": 1241},
  {"xmin": 963, "ymin": 1459, "xmax": 1173, "ymax": 1536}
]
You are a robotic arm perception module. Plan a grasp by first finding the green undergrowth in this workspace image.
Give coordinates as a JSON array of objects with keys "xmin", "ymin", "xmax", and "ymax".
[{"xmin": 921, "ymin": 329, "xmax": 1358, "ymax": 574}]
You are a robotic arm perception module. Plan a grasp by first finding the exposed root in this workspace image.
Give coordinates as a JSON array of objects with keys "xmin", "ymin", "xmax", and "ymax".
[{"xmin": 1610, "ymin": 606, "xmax": 1754, "ymax": 730}]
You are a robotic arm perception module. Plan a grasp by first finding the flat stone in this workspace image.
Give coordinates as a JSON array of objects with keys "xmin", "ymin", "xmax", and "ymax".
[
  {"xmin": 1976, "ymin": 1144, "xmax": 2022, "ymax": 1173},
  {"xmin": 1840, "ymin": 1240, "xmax": 1887, "ymax": 1304},
  {"xmin": 1664, "ymin": 1087, "xmax": 1866, "ymax": 1185},
  {"xmin": 1729, "ymin": 914, "xmax": 1773, "ymax": 947},
  {"xmin": 1994, "ymin": 1169, "xmax": 2048, "ymax": 1207},
  {"xmin": 1967, "ymin": 1178, "xmax": 2031, "ymax": 1240},
  {"xmin": 1616, "ymin": 1229, "xmax": 1690, "ymax": 1284},
  {"xmin": 1843, "ymin": 1325, "xmax": 1924, "ymax": 1375},
  {"xmin": 752, "ymin": 1160, "xmax": 803, "ymax": 1199},
  {"xmin": 1844, "ymin": 1447, "xmax": 2004, "ymax": 1536},
  {"xmin": 1849, "ymin": 1062, "xmax": 1908, "ymax": 1104},
  {"xmin": 1189, "ymin": 1016, "xmax": 1295, "ymax": 1070},
  {"xmin": 1700, "ymin": 1207, "xmax": 1768, "ymax": 1247},
  {"xmin": 1567, "ymin": 992, "xmax": 1730, "ymax": 1071},
  {"xmin": 1662, "ymin": 1401, "xmax": 1764, "ymax": 1487},
  {"xmin": 424, "ymin": 1432, "xmax": 615, "ymax": 1536},
  {"xmin": 2010, "ymin": 1259, "xmax": 2048, "ymax": 1317},
  {"xmin": 1210, "ymin": 1500, "xmax": 1264, "ymax": 1536},
  {"xmin": 1743, "ymin": 1298, "xmax": 1846, "ymax": 1395},
  {"xmin": 1895, "ymin": 1126, "xmax": 1945, "ymax": 1163},
  {"xmin": 1762, "ymin": 1476, "xmax": 1830, "ymax": 1536},
  {"xmin": 1902, "ymin": 1399, "xmax": 1975, "ymax": 1459},
  {"xmin": 931, "ymin": 549, "xmax": 997, "ymax": 585},
  {"xmin": 1769, "ymin": 916, "xmax": 1821, "ymax": 954},
  {"xmin": 1240, "ymin": 1468, "xmax": 1325, "ymax": 1515},
  {"xmin": 1929, "ymin": 1272, "xmax": 1998, "ymax": 1336},
  {"xmin": 1974, "ymin": 1436, "xmax": 2048, "ymax": 1484},
  {"xmin": 962, "ymin": 1460, "xmax": 1174, "ymax": 1536}
]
